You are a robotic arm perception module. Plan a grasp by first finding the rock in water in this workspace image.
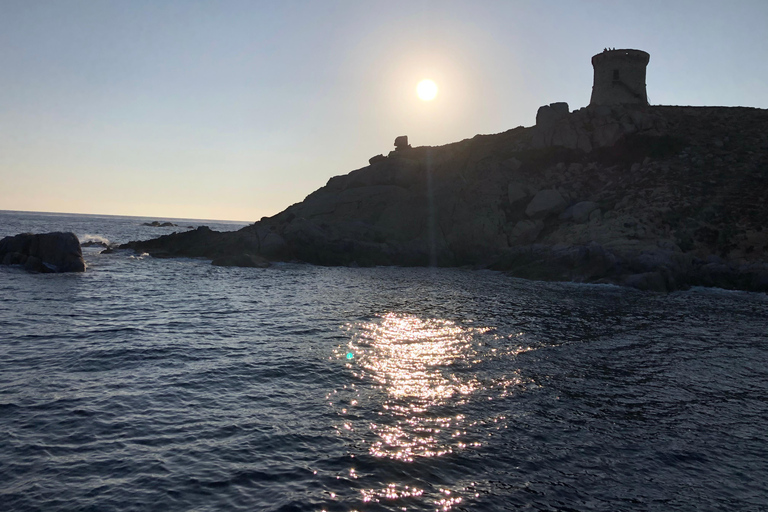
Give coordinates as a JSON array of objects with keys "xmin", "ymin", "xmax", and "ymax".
[{"xmin": 0, "ymin": 232, "xmax": 86, "ymax": 273}]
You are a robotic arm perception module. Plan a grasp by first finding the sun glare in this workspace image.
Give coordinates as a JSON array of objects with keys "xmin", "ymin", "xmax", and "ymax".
[{"xmin": 417, "ymin": 79, "xmax": 438, "ymax": 101}]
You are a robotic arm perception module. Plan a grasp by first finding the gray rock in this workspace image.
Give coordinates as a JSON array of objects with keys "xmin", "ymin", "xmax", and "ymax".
[
  {"xmin": 559, "ymin": 205, "xmax": 575, "ymax": 221},
  {"xmin": 394, "ymin": 135, "xmax": 410, "ymax": 150},
  {"xmin": 369, "ymin": 154, "xmax": 387, "ymax": 165},
  {"xmin": 502, "ymin": 157, "xmax": 522, "ymax": 171},
  {"xmin": 593, "ymin": 122, "xmax": 623, "ymax": 147},
  {"xmin": 536, "ymin": 102, "xmax": 569, "ymax": 128},
  {"xmin": 525, "ymin": 190, "xmax": 567, "ymax": 219},
  {"xmin": 550, "ymin": 102, "xmax": 569, "ymax": 116},
  {"xmin": 508, "ymin": 182, "xmax": 528, "ymax": 206},
  {"xmin": 571, "ymin": 201, "xmax": 599, "ymax": 223},
  {"xmin": 550, "ymin": 122, "xmax": 579, "ymax": 148},
  {"xmin": 24, "ymin": 255, "xmax": 43, "ymax": 273},
  {"xmin": 259, "ymin": 232, "xmax": 289, "ymax": 260},
  {"xmin": 510, "ymin": 220, "xmax": 543, "ymax": 244},
  {"xmin": 0, "ymin": 232, "xmax": 85, "ymax": 273},
  {"xmin": 624, "ymin": 271, "xmax": 668, "ymax": 292}
]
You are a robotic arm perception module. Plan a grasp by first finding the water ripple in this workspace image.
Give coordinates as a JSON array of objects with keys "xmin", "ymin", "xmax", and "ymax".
[{"xmin": 1, "ymin": 215, "xmax": 767, "ymax": 511}]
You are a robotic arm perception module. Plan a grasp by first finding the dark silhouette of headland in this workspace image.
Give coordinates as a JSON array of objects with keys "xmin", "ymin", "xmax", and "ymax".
[{"xmin": 120, "ymin": 49, "xmax": 768, "ymax": 292}]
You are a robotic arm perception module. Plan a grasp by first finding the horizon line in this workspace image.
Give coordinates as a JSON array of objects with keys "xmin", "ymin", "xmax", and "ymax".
[{"xmin": 0, "ymin": 209, "xmax": 252, "ymax": 225}]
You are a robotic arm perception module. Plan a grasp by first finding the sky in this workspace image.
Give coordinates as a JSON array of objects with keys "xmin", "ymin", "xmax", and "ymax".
[{"xmin": 1, "ymin": 0, "xmax": 767, "ymax": 221}]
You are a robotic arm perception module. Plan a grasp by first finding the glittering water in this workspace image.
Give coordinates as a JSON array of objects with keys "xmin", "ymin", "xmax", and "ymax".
[{"xmin": 1, "ymin": 211, "xmax": 767, "ymax": 511}]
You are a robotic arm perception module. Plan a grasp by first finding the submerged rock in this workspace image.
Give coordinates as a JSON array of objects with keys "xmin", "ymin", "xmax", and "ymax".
[{"xmin": 0, "ymin": 232, "xmax": 86, "ymax": 273}]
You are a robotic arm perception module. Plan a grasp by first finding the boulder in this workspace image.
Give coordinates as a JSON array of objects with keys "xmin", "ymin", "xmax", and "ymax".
[
  {"xmin": 510, "ymin": 220, "xmax": 543, "ymax": 244},
  {"xmin": 502, "ymin": 157, "xmax": 522, "ymax": 171},
  {"xmin": 0, "ymin": 232, "xmax": 86, "ymax": 273},
  {"xmin": 525, "ymin": 190, "xmax": 567, "ymax": 219},
  {"xmin": 508, "ymin": 182, "xmax": 528, "ymax": 206},
  {"xmin": 623, "ymin": 271, "xmax": 668, "ymax": 292},
  {"xmin": 394, "ymin": 135, "xmax": 410, "ymax": 151},
  {"xmin": 369, "ymin": 154, "xmax": 387, "ymax": 165},
  {"xmin": 536, "ymin": 102, "xmax": 569, "ymax": 128},
  {"xmin": 559, "ymin": 205, "xmax": 575, "ymax": 221},
  {"xmin": 571, "ymin": 201, "xmax": 600, "ymax": 223},
  {"xmin": 24, "ymin": 256, "xmax": 44, "ymax": 273}
]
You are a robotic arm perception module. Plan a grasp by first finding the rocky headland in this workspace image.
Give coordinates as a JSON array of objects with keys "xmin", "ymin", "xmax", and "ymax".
[{"xmin": 121, "ymin": 104, "xmax": 768, "ymax": 292}]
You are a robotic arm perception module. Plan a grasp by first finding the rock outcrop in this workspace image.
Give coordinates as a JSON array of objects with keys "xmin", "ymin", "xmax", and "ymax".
[
  {"xmin": 142, "ymin": 221, "xmax": 178, "ymax": 227},
  {"xmin": 121, "ymin": 105, "xmax": 768, "ymax": 292},
  {"xmin": 1, "ymin": 232, "xmax": 86, "ymax": 273},
  {"xmin": 394, "ymin": 135, "xmax": 411, "ymax": 151}
]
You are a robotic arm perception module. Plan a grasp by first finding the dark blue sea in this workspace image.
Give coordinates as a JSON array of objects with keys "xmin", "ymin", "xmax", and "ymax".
[{"xmin": 1, "ymin": 210, "xmax": 767, "ymax": 511}]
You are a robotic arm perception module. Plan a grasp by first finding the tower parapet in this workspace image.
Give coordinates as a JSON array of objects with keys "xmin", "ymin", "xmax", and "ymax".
[{"xmin": 590, "ymin": 49, "xmax": 650, "ymax": 106}]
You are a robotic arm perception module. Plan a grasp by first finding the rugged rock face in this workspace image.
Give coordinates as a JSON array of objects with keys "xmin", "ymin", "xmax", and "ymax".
[
  {"xmin": 122, "ymin": 105, "xmax": 768, "ymax": 292},
  {"xmin": 0, "ymin": 232, "xmax": 86, "ymax": 273}
]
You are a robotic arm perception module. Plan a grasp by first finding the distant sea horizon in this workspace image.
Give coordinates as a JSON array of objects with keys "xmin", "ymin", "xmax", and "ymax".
[{"xmin": 0, "ymin": 208, "xmax": 252, "ymax": 227}]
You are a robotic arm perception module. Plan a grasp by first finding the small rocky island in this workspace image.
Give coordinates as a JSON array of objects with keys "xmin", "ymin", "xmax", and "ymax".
[
  {"xmin": 121, "ymin": 49, "xmax": 768, "ymax": 292},
  {"xmin": 0, "ymin": 232, "xmax": 86, "ymax": 273}
]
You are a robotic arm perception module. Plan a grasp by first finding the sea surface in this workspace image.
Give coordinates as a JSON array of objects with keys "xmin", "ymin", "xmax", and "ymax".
[{"xmin": 1, "ymin": 210, "xmax": 767, "ymax": 511}]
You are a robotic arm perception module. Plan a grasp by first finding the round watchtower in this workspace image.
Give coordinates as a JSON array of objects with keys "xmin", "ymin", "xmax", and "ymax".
[{"xmin": 590, "ymin": 49, "xmax": 650, "ymax": 106}]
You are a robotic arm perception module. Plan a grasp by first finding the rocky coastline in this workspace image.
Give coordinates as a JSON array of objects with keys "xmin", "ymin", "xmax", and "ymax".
[{"xmin": 120, "ymin": 104, "xmax": 768, "ymax": 292}]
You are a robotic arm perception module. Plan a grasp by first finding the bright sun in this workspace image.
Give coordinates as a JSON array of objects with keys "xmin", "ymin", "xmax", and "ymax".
[{"xmin": 416, "ymin": 79, "xmax": 438, "ymax": 101}]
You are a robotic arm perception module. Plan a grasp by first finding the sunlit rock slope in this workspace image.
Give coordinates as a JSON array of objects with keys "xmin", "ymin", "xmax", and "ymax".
[{"xmin": 122, "ymin": 105, "xmax": 768, "ymax": 292}]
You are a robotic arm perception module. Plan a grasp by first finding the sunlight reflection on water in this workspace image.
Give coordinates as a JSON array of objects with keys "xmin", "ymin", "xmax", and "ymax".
[{"xmin": 330, "ymin": 312, "xmax": 531, "ymax": 509}]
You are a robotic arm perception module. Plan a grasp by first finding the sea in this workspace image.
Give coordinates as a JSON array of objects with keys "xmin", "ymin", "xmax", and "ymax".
[{"xmin": 1, "ymin": 210, "xmax": 767, "ymax": 512}]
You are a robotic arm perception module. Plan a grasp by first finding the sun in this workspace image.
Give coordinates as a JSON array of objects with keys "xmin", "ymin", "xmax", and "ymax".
[{"xmin": 416, "ymin": 79, "xmax": 438, "ymax": 101}]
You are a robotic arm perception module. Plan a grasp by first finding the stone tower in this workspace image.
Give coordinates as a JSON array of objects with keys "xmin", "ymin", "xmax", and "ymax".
[{"xmin": 590, "ymin": 49, "xmax": 650, "ymax": 106}]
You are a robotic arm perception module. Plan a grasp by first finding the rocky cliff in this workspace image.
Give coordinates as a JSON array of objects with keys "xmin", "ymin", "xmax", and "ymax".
[{"xmin": 122, "ymin": 104, "xmax": 768, "ymax": 292}]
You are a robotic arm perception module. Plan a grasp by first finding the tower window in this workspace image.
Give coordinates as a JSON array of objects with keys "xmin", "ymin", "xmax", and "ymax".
[{"xmin": 613, "ymin": 69, "xmax": 620, "ymax": 81}]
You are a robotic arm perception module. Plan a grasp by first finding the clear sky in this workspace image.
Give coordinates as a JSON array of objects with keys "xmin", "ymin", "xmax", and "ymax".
[{"xmin": 2, "ymin": 0, "xmax": 767, "ymax": 221}]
